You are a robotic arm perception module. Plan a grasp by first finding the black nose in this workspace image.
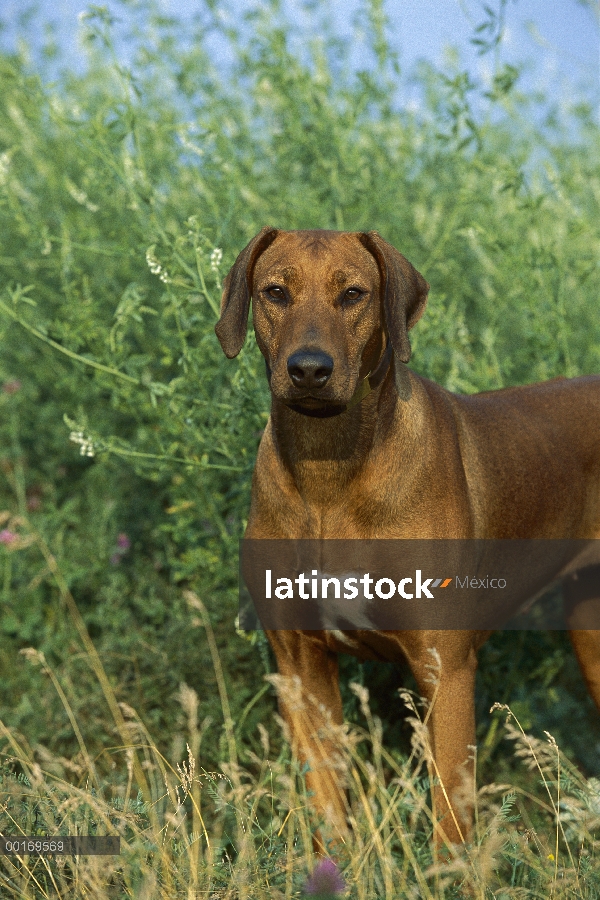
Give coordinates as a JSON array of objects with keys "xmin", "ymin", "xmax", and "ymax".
[{"xmin": 287, "ymin": 349, "xmax": 334, "ymax": 389}]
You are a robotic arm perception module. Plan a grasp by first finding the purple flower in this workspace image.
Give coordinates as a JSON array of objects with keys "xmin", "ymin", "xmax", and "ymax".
[
  {"xmin": 109, "ymin": 552, "xmax": 121, "ymax": 566},
  {"xmin": 117, "ymin": 533, "xmax": 131, "ymax": 550},
  {"xmin": 2, "ymin": 380, "xmax": 21, "ymax": 395},
  {"xmin": 303, "ymin": 859, "xmax": 346, "ymax": 897},
  {"xmin": 0, "ymin": 530, "xmax": 18, "ymax": 546}
]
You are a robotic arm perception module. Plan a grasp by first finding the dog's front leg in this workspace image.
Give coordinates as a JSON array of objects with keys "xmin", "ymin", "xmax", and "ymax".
[
  {"xmin": 408, "ymin": 635, "xmax": 479, "ymax": 851},
  {"xmin": 266, "ymin": 630, "xmax": 349, "ymax": 849}
]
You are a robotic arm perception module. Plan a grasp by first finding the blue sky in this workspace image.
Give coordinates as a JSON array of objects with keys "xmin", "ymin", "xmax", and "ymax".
[{"xmin": 1, "ymin": 0, "xmax": 598, "ymax": 110}]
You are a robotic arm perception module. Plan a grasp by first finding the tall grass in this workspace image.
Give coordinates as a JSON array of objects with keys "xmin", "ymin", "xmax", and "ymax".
[
  {"xmin": 0, "ymin": 0, "xmax": 599, "ymax": 895},
  {"xmin": 1, "ymin": 548, "xmax": 600, "ymax": 898}
]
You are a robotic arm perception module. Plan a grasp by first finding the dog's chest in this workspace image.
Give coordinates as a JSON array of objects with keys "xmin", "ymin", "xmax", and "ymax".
[
  {"xmin": 250, "ymin": 415, "xmax": 473, "ymax": 538},
  {"xmin": 254, "ymin": 472, "xmax": 464, "ymax": 539}
]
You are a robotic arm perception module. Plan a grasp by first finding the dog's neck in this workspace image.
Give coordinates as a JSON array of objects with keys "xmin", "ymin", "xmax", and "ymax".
[{"xmin": 268, "ymin": 357, "xmax": 413, "ymax": 503}]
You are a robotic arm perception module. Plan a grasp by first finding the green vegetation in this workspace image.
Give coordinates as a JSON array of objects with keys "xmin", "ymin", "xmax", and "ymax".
[{"xmin": 0, "ymin": 0, "xmax": 599, "ymax": 895}]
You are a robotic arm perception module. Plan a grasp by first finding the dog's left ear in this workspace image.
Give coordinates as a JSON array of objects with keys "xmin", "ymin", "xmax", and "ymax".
[
  {"xmin": 358, "ymin": 231, "xmax": 429, "ymax": 363},
  {"xmin": 215, "ymin": 226, "xmax": 279, "ymax": 358}
]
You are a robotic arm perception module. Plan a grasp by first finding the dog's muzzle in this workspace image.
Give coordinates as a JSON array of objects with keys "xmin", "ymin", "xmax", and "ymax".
[{"xmin": 265, "ymin": 341, "xmax": 393, "ymax": 418}]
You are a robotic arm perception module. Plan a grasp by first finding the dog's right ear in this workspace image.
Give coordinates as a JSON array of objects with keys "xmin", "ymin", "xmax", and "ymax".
[{"xmin": 215, "ymin": 226, "xmax": 279, "ymax": 358}]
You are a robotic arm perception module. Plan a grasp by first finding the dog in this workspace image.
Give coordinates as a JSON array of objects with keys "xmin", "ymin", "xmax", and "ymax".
[{"xmin": 215, "ymin": 227, "xmax": 600, "ymax": 848}]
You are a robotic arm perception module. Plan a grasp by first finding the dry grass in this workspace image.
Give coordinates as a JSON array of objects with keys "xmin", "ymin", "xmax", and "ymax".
[{"xmin": 1, "ymin": 576, "xmax": 599, "ymax": 898}]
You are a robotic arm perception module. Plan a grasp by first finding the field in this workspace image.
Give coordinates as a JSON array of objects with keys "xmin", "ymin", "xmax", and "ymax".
[{"xmin": 0, "ymin": 1, "xmax": 599, "ymax": 896}]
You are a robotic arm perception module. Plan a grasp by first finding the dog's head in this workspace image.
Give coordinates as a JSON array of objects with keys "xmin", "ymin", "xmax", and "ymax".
[{"xmin": 215, "ymin": 228, "xmax": 429, "ymax": 410}]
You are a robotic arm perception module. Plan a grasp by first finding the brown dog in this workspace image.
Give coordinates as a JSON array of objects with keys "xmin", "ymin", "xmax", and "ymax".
[{"xmin": 215, "ymin": 227, "xmax": 600, "ymax": 847}]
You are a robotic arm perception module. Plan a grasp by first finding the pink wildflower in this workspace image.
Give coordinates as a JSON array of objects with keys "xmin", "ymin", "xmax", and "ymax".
[
  {"xmin": 0, "ymin": 530, "xmax": 18, "ymax": 546},
  {"xmin": 2, "ymin": 380, "xmax": 21, "ymax": 395},
  {"xmin": 117, "ymin": 533, "xmax": 131, "ymax": 550},
  {"xmin": 303, "ymin": 859, "xmax": 346, "ymax": 897}
]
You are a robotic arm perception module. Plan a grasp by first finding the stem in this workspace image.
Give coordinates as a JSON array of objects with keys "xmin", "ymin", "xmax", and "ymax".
[
  {"xmin": 99, "ymin": 444, "xmax": 244, "ymax": 471},
  {"xmin": 194, "ymin": 252, "xmax": 220, "ymax": 317},
  {"xmin": 0, "ymin": 300, "xmax": 140, "ymax": 385}
]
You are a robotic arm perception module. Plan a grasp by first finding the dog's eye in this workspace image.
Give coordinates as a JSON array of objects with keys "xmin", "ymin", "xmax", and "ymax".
[
  {"xmin": 342, "ymin": 288, "xmax": 363, "ymax": 305},
  {"xmin": 265, "ymin": 286, "xmax": 287, "ymax": 303}
]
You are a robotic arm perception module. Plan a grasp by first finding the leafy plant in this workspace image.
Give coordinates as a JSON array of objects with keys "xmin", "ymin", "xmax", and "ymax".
[{"xmin": 0, "ymin": 2, "xmax": 598, "ymax": 887}]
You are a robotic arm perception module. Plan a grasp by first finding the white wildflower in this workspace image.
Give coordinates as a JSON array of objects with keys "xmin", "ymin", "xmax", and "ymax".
[
  {"xmin": 146, "ymin": 246, "xmax": 171, "ymax": 283},
  {"xmin": 0, "ymin": 152, "xmax": 11, "ymax": 186},
  {"xmin": 210, "ymin": 247, "xmax": 223, "ymax": 272},
  {"xmin": 65, "ymin": 177, "xmax": 98, "ymax": 212},
  {"xmin": 69, "ymin": 431, "xmax": 95, "ymax": 457},
  {"xmin": 145, "ymin": 246, "xmax": 162, "ymax": 275}
]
